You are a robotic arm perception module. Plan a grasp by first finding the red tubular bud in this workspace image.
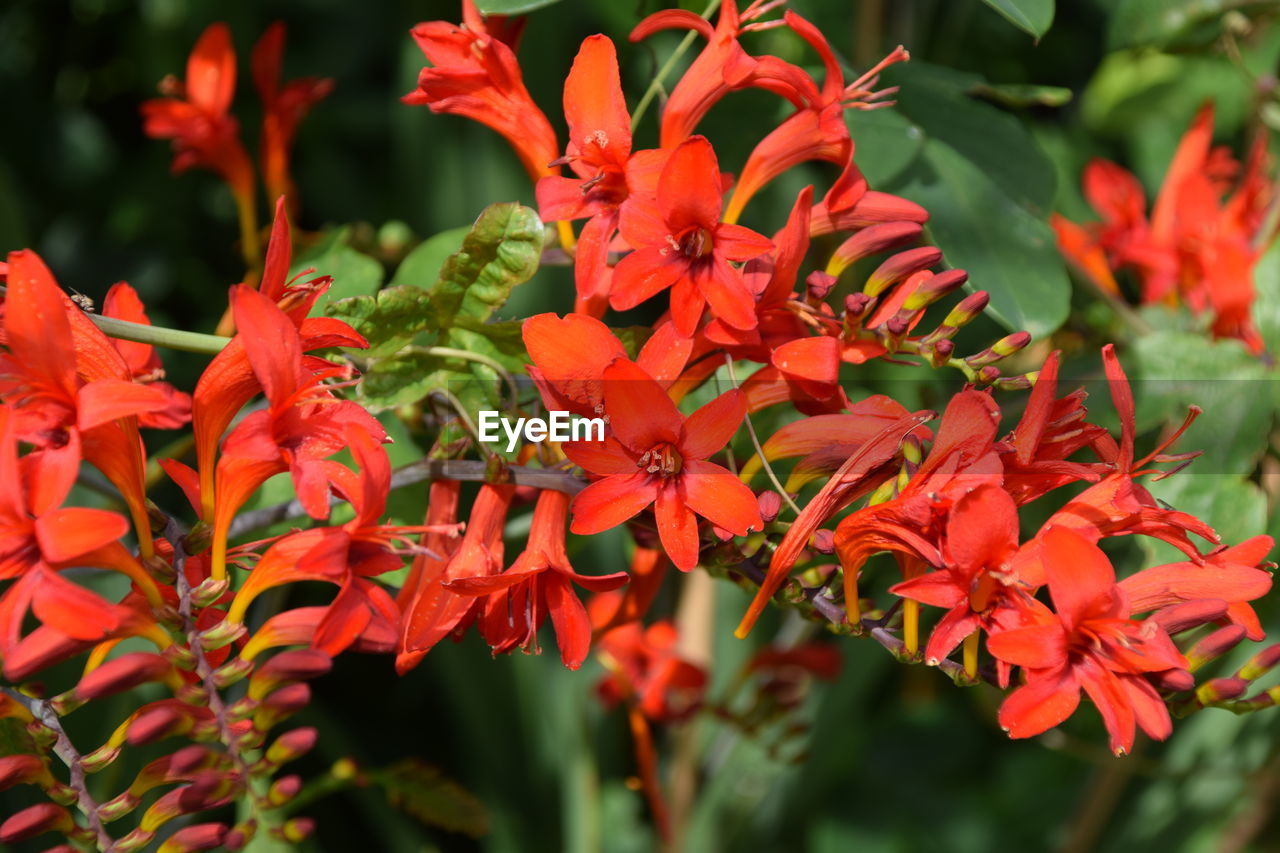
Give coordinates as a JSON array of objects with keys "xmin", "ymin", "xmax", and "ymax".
[
  {"xmin": 864, "ymin": 247, "xmax": 942, "ymax": 297},
  {"xmin": 1238, "ymin": 643, "xmax": 1280, "ymax": 681},
  {"xmin": 197, "ymin": 619, "xmax": 246, "ymax": 651},
  {"xmin": 190, "ymin": 578, "xmax": 230, "ymax": 608},
  {"xmin": 811, "ymin": 529, "xmax": 836, "ymax": 555},
  {"xmin": 900, "ymin": 269, "xmax": 968, "ymax": 315},
  {"xmin": 758, "ymin": 491, "xmax": 783, "ymax": 524},
  {"xmin": 1152, "ymin": 599, "xmax": 1229, "ymax": 634},
  {"xmin": 280, "ymin": 817, "xmax": 315, "ymax": 843},
  {"xmin": 254, "ymin": 683, "xmax": 313, "ymax": 732},
  {"xmin": 1149, "ymin": 668, "xmax": 1195, "ymax": 692},
  {"xmin": 0, "ymin": 754, "xmax": 49, "ymax": 791},
  {"xmin": 264, "ymin": 727, "xmax": 318, "ymax": 766},
  {"xmin": 0, "ymin": 803, "xmax": 73, "ymax": 843},
  {"xmin": 249, "ymin": 650, "xmax": 332, "ymax": 701},
  {"xmin": 156, "ymin": 822, "xmax": 229, "ymax": 853},
  {"xmin": 140, "ymin": 773, "xmax": 239, "ymax": 833},
  {"xmin": 268, "ymin": 775, "xmax": 303, "ymax": 806},
  {"xmin": 77, "ymin": 653, "xmax": 175, "ymax": 701},
  {"xmin": 127, "ymin": 704, "xmax": 195, "ymax": 747},
  {"xmin": 827, "ymin": 221, "xmax": 923, "ymax": 275},
  {"xmin": 924, "ymin": 291, "xmax": 990, "ymax": 344},
  {"xmin": 966, "ymin": 331, "xmax": 1033, "ymax": 368},
  {"xmin": 1187, "ymin": 625, "xmax": 1248, "ymax": 670},
  {"xmin": 806, "ymin": 271, "xmax": 837, "ymax": 301},
  {"xmin": 1196, "ymin": 677, "xmax": 1250, "ymax": 704}
]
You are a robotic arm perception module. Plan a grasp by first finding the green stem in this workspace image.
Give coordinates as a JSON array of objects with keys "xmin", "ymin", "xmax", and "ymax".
[
  {"xmin": 414, "ymin": 345, "xmax": 521, "ymax": 406},
  {"xmin": 630, "ymin": 0, "xmax": 722, "ymax": 133},
  {"xmin": 88, "ymin": 312, "xmax": 230, "ymax": 354},
  {"xmin": 723, "ymin": 355, "xmax": 803, "ymax": 516}
]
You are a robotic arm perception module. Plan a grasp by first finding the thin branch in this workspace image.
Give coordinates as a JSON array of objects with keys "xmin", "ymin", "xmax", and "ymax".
[
  {"xmin": 630, "ymin": 0, "xmax": 723, "ymax": 132},
  {"xmin": 3, "ymin": 688, "xmax": 114, "ymax": 850},
  {"xmin": 723, "ymin": 355, "xmax": 802, "ymax": 516}
]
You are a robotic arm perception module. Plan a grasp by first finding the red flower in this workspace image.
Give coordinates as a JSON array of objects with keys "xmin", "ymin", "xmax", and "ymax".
[
  {"xmin": 988, "ymin": 526, "xmax": 1188, "ymax": 756},
  {"xmin": 535, "ymin": 35, "xmax": 636, "ymax": 303},
  {"xmin": 228, "ymin": 427, "xmax": 454, "ymax": 656},
  {"xmin": 207, "ymin": 285, "xmax": 385, "ymax": 580},
  {"xmin": 101, "ymin": 282, "xmax": 193, "ymax": 429},
  {"xmin": 612, "ymin": 137, "xmax": 773, "ymax": 337},
  {"xmin": 890, "ymin": 484, "xmax": 1028, "ymax": 669},
  {"xmin": 564, "ymin": 357, "xmax": 763, "ymax": 570},
  {"xmin": 445, "ymin": 489, "xmax": 628, "ymax": 669},
  {"xmin": 140, "ymin": 23, "xmax": 253, "ymax": 198},
  {"xmin": 252, "ymin": 22, "xmax": 334, "ymax": 210},
  {"xmin": 404, "ymin": 0, "xmax": 559, "ymax": 183},
  {"xmin": 594, "ymin": 607, "xmax": 707, "ymax": 723}
]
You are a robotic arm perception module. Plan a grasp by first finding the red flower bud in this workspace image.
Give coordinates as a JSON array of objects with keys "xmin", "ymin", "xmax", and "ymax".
[
  {"xmin": 0, "ymin": 803, "xmax": 72, "ymax": 843},
  {"xmin": 78, "ymin": 653, "xmax": 175, "ymax": 700}
]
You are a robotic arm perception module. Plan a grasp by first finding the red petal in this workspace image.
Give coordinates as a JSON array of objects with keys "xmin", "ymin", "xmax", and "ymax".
[
  {"xmin": 569, "ymin": 473, "xmax": 658, "ymax": 535},
  {"xmin": 229, "ymin": 285, "xmax": 305, "ymax": 407},
  {"xmin": 76, "ymin": 379, "xmax": 171, "ymax": 431},
  {"xmin": 564, "ymin": 36, "xmax": 631, "ymax": 164},
  {"xmin": 1077, "ymin": 657, "xmax": 1136, "ymax": 755},
  {"xmin": 890, "ymin": 570, "xmax": 965, "ymax": 609},
  {"xmin": 997, "ymin": 669, "xmax": 1080, "ymax": 739},
  {"xmin": 637, "ymin": 320, "xmax": 693, "ymax": 385},
  {"xmin": 259, "ymin": 197, "xmax": 292, "ymax": 301},
  {"xmin": 679, "ymin": 389, "xmax": 745, "ymax": 460},
  {"xmin": 679, "ymin": 459, "xmax": 761, "ymax": 536},
  {"xmin": 187, "ymin": 23, "xmax": 236, "ymax": 116},
  {"xmin": 922, "ymin": 606, "xmax": 980, "ymax": 664},
  {"xmin": 1101, "ymin": 344, "xmax": 1135, "ymax": 469},
  {"xmin": 1121, "ymin": 673, "xmax": 1173, "ymax": 742},
  {"xmin": 658, "ymin": 136, "xmax": 723, "ymax": 230},
  {"xmin": 1040, "ymin": 526, "xmax": 1117, "ymax": 630},
  {"xmin": 986, "ymin": 623, "xmax": 1068, "ymax": 670},
  {"xmin": 544, "ymin": 573, "xmax": 592, "ymax": 670},
  {"xmin": 944, "ymin": 484, "xmax": 1018, "ymax": 571},
  {"xmin": 562, "ymin": 436, "xmax": 637, "ymax": 475},
  {"xmin": 655, "ymin": 481, "xmax": 700, "ymax": 570},
  {"xmin": 603, "ymin": 358, "xmax": 683, "ymax": 451},
  {"xmin": 35, "ymin": 508, "xmax": 129, "ymax": 564},
  {"xmin": 30, "ymin": 568, "xmax": 119, "ymax": 640},
  {"xmin": 609, "ymin": 248, "xmax": 685, "ymax": 311},
  {"xmin": 714, "ymin": 223, "xmax": 773, "ymax": 262},
  {"xmin": 697, "ymin": 257, "xmax": 757, "ymax": 331},
  {"xmin": 771, "ymin": 336, "xmax": 839, "ymax": 387}
]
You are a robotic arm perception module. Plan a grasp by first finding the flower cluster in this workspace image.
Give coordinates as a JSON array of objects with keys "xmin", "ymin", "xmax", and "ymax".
[
  {"xmin": 1053, "ymin": 104, "xmax": 1275, "ymax": 354},
  {"xmin": 1, "ymin": 1, "xmax": 1277, "ymax": 848}
]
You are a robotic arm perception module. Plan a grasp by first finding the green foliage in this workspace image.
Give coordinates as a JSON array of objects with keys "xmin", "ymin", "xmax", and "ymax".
[
  {"xmin": 373, "ymin": 760, "xmax": 490, "ymax": 839},
  {"xmin": 1107, "ymin": 0, "xmax": 1280, "ymax": 49},
  {"xmin": 977, "ymin": 0, "xmax": 1055, "ymax": 38},
  {"xmin": 868, "ymin": 63, "xmax": 1072, "ymax": 338}
]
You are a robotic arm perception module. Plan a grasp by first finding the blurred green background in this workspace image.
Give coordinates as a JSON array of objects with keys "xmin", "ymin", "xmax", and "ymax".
[{"xmin": 3, "ymin": 0, "xmax": 1280, "ymax": 850}]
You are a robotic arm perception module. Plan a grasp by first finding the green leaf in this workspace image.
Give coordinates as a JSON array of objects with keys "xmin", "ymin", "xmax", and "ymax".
[
  {"xmin": 847, "ymin": 108, "xmax": 925, "ymax": 188},
  {"xmin": 1107, "ymin": 0, "xmax": 1279, "ymax": 50},
  {"xmin": 885, "ymin": 63, "xmax": 1070, "ymax": 337},
  {"xmin": 977, "ymin": 0, "xmax": 1054, "ymax": 38},
  {"xmin": 474, "ymin": 0, "xmax": 563, "ymax": 13},
  {"xmin": 300, "ymin": 245, "xmax": 385, "ymax": 314},
  {"xmin": 327, "ymin": 285, "xmax": 437, "ymax": 359},
  {"xmin": 431, "ymin": 202, "xmax": 544, "ymax": 329},
  {"xmin": 373, "ymin": 760, "xmax": 489, "ymax": 839},
  {"xmin": 390, "ymin": 225, "xmax": 471, "ymax": 289},
  {"xmin": 1129, "ymin": 330, "xmax": 1276, "ymax": 477}
]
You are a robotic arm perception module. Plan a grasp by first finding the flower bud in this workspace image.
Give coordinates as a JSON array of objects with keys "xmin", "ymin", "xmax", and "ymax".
[
  {"xmin": 212, "ymin": 657, "xmax": 254, "ymax": 688},
  {"xmin": 864, "ymin": 247, "xmax": 941, "ymax": 297},
  {"xmin": 197, "ymin": 619, "xmax": 246, "ymax": 651},
  {"xmin": 254, "ymin": 683, "xmax": 312, "ymax": 732},
  {"xmin": 1151, "ymin": 599, "xmax": 1228, "ymax": 635},
  {"xmin": 899, "ymin": 268, "xmax": 968, "ymax": 315},
  {"xmin": 0, "ymin": 754, "xmax": 50, "ymax": 792},
  {"xmin": 1236, "ymin": 643, "xmax": 1280, "ymax": 681},
  {"xmin": 0, "ymin": 803, "xmax": 72, "ymax": 843},
  {"xmin": 922, "ymin": 338, "xmax": 955, "ymax": 369},
  {"xmin": 143, "ymin": 554, "xmax": 177, "ymax": 583},
  {"xmin": 191, "ymin": 578, "xmax": 231, "ymax": 608},
  {"xmin": 1186, "ymin": 625, "xmax": 1247, "ymax": 671},
  {"xmin": 155, "ymin": 822, "xmax": 228, "ymax": 853},
  {"xmin": 268, "ymin": 775, "xmax": 303, "ymax": 806},
  {"xmin": 77, "ymin": 654, "xmax": 175, "ymax": 702},
  {"xmin": 280, "ymin": 817, "xmax": 315, "ymax": 843},
  {"xmin": 183, "ymin": 521, "xmax": 213, "ymax": 556},
  {"xmin": 806, "ymin": 270, "xmax": 836, "ymax": 301},
  {"xmin": 811, "ymin": 529, "xmax": 836, "ymax": 555},
  {"xmin": 248, "ymin": 650, "xmax": 332, "ymax": 701},
  {"xmin": 923, "ymin": 291, "xmax": 989, "ymax": 343},
  {"xmin": 1149, "ymin": 668, "xmax": 1195, "ymax": 692},
  {"xmin": 127, "ymin": 704, "xmax": 196, "ymax": 747},
  {"xmin": 966, "ymin": 331, "xmax": 1032, "ymax": 368},
  {"xmin": 826, "ymin": 221, "xmax": 923, "ymax": 276},
  {"xmin": 757, "ymin": 491, "xmax": 783, "ymax": 524},
  {"xmin": 1196, "ymin": 677, "xmax": 1249, "ymax": 705},
  {"xmin": 264, "ymin": 727, "xmax": 318, "ymax": 767}
]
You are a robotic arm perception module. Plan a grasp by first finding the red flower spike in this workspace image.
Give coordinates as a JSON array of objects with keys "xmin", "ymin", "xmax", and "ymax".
[
  {"xmin": 404, "ymin": 0, "xmax": 559, "ymax": 183},
  {"xmin": 566, "ymin": 358, "xmax": 762, "ymax": 571},
  {"xmin": 252, "ymin": 22, "xmax": 334, "ymax": 211},
  {"xmin": 988, "ymin": 527, "xmax": 1187, "ymax": 756},
  {"xmin": 445, "ymin": 489, "xmax": 628, "ymax": 669},
  {"xmin": 612, "ymin": 137, "xmax": 773, "ymax": 337},
  {"xmin": 141, "ymin": 23, "xmax": 254, "ymax": 198}
]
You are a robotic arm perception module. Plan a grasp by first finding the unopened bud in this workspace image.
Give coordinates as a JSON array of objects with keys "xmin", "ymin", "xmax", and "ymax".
[
  {"xmin": 162, "ymin": 644, "xmax": 198, "ymax": 671},
  {"xmin": 0, "ymin": 755, "xmax": 50, "ymax": 792},
  {"xmin": 212, "ymin": 657, "xmax": 254, "ymax": 689},
  {"xmin": 1236, "ymin": 643, "xmax": 1280, "ymax": 681},
  {"xmin": 127, "ymin": 705, "xmax": 193, "ymax": 746},
  {"xmin": 922, "ymin": 338, "xmax": 955, "ymax": 369},
  {"xmin": 280, "ymin": 817, "xmax": 315, "ymax": 844},
  {"xmin": 80, "ymin": 746, "xmax": 122, "ymax": 774},
  {"xmin": 1187, "ymin": 625, "xmax": 1247, "ymax": 670},
  {"xmin": 864, "ymin": 247, "xmax": 942, "ymax": 297},
  {"xmin": 994, "ymin": 372, "xmax": 1035, "ymax": 391},
  {"xmin": 264, "ymin": 727, "xmax": 318, "ymax": 767},
  {"xmin": 155, "ymin": 821, "xmax": 228, "ymax": 853},
  {"xmin": 77, "ymin": 653, "xmax": 174, "ymax": 701},
  {"xmin": 1196, "ymin": 676, "xmax": 1250, "ymax": 705},
  {"xmin": 142, "ymin": 554, "xmax": 177, "ymax": 583},
  {"xmin": 966, "ymin": 331, "xmax": 1032, "ymax": 368},
  {"xmin": 249, "ymin": 650, "xmax": 332, "ymax": 701},
  {"xmin": 758, "ymin": 491, "xmax": 783, "ymax": 524},
  {"xmin": 97, "ymin": 792, "xmax": 142, "ymax": 823},
  {"xmin": 1152, "ymin": 599, "xmax": 1228, "ymax": 635},
  {"xmin": 254, "ymin": 683, "xmax": 312, "ymax": 732},
  {"xmin": 811, "ymin": 529, "xmax": 836, "ymax": 554},
  {"xmin": 826, "ymin": 221, "xmax": 923, "ymax": 276},
  {"xmin": 191, "ymin": 578, "xmax": 230, "ymax": 608},
  {"xmin": 331, "ymin": 757, "xmax": 360, "ymax": 781},
  {"xmin": 0, "ymin": 803, "xmax": 73, "ymax": 843},
  {"xmin": 198, "ymin": 619, "xmax": 246, "ymax": 651},
  {"xmin": 806, "ymin": 270, "xmax": 836, "ymax": 301},
  {"xmin": 1150, "ymin": 668, "xmax": 1195, "ymax": 692},
  {"xmin": 881, "ymin": 316, "xmax": 909, "ymax": 352},
  {"xmin": 183, "ymin": 521, "xmax": 213, "ymax": 556},
  {"xmin": 900, "ymin": 268, "xmax": 968, "ymax": 314},
  {"xmin": 975, "ymin": 365, "xmax": 1001, "ymax": 385},
  {"xmin": 267, "ymin": 775, "xmax": 303, "ymax": 807},
  {"xmin": 924, "ymin": 291, "xmax": 989, "ymax": 343}
]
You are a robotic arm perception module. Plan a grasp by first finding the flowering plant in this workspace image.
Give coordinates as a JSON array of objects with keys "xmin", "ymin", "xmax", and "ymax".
[{"xmin": 2, "ymin": 1, "xmax": 1280, "ymax": 849}]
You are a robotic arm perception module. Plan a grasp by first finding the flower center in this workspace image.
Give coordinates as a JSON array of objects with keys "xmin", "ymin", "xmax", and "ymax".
[
  {"xmin": 676, "ymin": 227, "xmax": 714, "ymax": 259},
  {"xmin": 637, "ymin": 443, "xmax": 682, "ymax": 477}
]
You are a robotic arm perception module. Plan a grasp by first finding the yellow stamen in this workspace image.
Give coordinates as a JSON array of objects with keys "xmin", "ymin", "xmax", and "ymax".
[
  {"xmin": 556, "ymin": 220, "xmax": 577, "ymax": 255},
  {"xmin": 963, "ymin": 631, "xmax": 980, "ymax": 680}
]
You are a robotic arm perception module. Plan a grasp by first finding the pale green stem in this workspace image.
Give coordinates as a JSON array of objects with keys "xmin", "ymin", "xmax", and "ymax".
[
  {"xmin": 723, "ymin": 355, "xmax": 803, "ymax": 516},
  {"xmin": 630, "ymin": 0, "xmax": 723, "ymax": 133}
]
